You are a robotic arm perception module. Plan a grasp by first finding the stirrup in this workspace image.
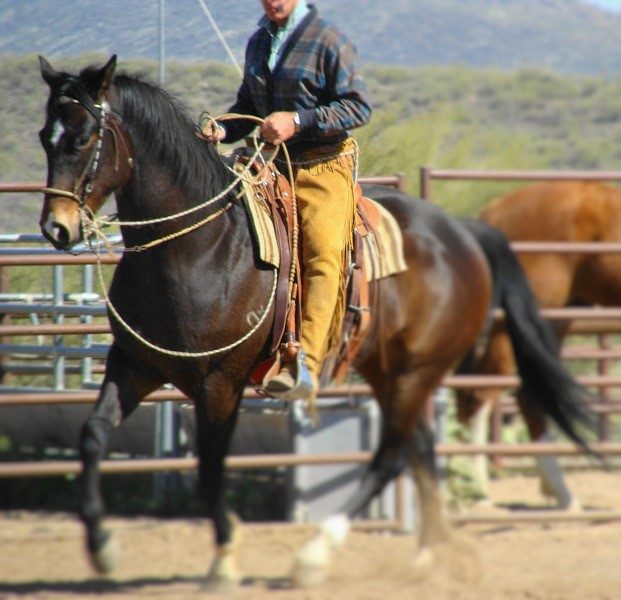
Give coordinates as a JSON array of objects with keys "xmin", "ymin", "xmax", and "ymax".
[{"xmin": 266, "ymin": 349, "xmax": 314, "ymax": 402}]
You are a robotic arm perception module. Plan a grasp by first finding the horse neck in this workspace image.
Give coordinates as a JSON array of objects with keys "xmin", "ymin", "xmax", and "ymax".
[
  {"xmin": 120, "ymin": 134, "xmax": 233, "ymax": 219},
  {"xmin": 111, "ymin": 80, "xmax": 234, "ymax": 216},
  {"xmin": 110, "ymin": 83, "xmax": 239, "ymax": 247},
  {"xmin": 114, "ymin": 164, "xmax": 241, "ymax": 255}
]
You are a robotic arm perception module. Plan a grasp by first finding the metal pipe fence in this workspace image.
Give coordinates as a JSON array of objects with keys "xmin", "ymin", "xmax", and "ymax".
[
  {"xmin": 3, "ymin": 173, "xmax": 621, "ymax": 527},
  {"xmin": 419, "ymin": 167, "xmax": 621, "ymax": 467},
  {"xmin": 418, "ymin": 168, "xmax": 621, "ymax": 200}
]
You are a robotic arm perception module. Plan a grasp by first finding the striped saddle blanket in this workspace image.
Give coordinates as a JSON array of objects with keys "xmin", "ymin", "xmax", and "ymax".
[{"xmin": 240, "ymin": 176, "xmax": 407, "ymax": 283}]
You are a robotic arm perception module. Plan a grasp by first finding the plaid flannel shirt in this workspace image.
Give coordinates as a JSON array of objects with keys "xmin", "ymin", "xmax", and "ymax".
[{"xmin": 223, "ymin": 4, "xmax": 372, "ymax": 156}]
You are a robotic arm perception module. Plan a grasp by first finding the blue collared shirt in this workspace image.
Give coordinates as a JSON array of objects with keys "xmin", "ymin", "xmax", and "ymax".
[{"xmin": 260, "ymin": 0, "xmax": 310, "ymax": 71}]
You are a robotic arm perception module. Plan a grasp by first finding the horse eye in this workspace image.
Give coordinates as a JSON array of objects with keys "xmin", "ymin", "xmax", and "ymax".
[
  {"xmin": 55, "ymin": 97, "xmax": 87, "ymax": 130},
  {"xmin": 75, "ymin": 134, "xmax": 92, "ymax": 150}
]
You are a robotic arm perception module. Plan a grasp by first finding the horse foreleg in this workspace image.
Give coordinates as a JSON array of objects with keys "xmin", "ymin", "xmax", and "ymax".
[
  {"xmin": 80, "ymin": 345, "xmax": 162, "ymax": 573},
  {"xmin": 205, "ymin": 509, "xmax": 243, "ymax": 591},
  {"xmin": 194, "ymin": 394, "xmax": 243, "ymax": 592},
  {"xmin": 535, "ymin": 436, "xmax": 580, "ymax": 510},
  {"xmin": 467, "ymin": 397, "xmax": 493, "ymax": 504},
  {"xmin": 516, "ymin": 393, "xmax": 580, "ymax": 510}
]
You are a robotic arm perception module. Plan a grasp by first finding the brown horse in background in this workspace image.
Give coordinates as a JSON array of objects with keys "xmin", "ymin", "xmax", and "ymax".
[{"xmin": 458, "ymin": 180, "xmax": 621, "ymax": 507}]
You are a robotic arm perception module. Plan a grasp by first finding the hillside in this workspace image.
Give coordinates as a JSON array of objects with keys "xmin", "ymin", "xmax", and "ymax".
[
  {"xmin": 2, "ymin": 54, "xmax": 621, "ymax": 233},
  {"xmin": 2, "ymin": 0, "xmax": 621, "ymax": 76}
]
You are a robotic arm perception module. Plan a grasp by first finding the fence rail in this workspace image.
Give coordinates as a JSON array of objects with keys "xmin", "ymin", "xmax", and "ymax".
[
  {"xmin": 418, "ymin": 168, "xmax": 621, "ymax": 200},
  {"xmin": 3, "ymin": 172, "xmax": 621, "ymax": 527},
  {"xmin": 1, "ymin": 442, "xmax": 620, "ymax": 479}
]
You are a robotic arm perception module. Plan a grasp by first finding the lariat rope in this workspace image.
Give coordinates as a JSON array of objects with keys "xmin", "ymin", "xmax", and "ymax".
[
  {"xmin": 83, "ymin": 201, "xmax": 234, "ymax": 252},
  {"xmin": 86, "ymin": 212, "xmax": 279, "ymax": 358},
  {"xmin": 202, "ymin": 112, "xmax": 300, "ymax": 301},
  {"xmin": 79, "ymin": 113, "xmax": 295, "ymax": 358}
]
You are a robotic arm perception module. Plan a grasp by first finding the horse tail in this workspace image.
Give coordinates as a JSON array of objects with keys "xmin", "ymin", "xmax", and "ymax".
[{"xmin": 461, "ymin": 218, "xmax": 597, "ymax": 456}]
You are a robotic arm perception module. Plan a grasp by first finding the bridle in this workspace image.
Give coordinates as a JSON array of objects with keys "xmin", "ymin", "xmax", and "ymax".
[{"xmin": 42, "ymin": 96, "xmax": 133, "ymax": 207}]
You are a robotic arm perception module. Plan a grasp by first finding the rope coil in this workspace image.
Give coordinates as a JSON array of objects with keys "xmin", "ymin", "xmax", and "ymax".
[{"xmin": 82, "ymin": 114, "xmax": 293, "ymax": 358}]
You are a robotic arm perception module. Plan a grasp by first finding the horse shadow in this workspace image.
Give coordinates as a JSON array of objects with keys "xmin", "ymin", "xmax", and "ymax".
[
  {"xmin": 0, "ymin": 576, "xmax": 200, "ymax": 597},
  {"xmin": 497, "ymin": 501, "xmax": 608, "ymax": 512},
  {"xmin": 0, "ymin": 575, "xmax": 298, "ymax": 597}
]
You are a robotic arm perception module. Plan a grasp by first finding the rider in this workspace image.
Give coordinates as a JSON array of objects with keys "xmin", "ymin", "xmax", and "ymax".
[{"xmin": 204, "ymin": 0, "xmax": 372, "ymax": 400}]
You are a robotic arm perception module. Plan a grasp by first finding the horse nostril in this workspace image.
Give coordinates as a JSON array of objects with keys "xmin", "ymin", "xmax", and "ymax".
[{"xmin": 46, "ymin": 221, "xmax": 71, "ymax": 250}]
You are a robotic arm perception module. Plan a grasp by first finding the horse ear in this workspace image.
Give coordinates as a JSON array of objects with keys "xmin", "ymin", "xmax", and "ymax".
[
  {"xmin": 98, "ymin": 54, "xmax": 117, "ymax": 96},
  {"xmin": 39, "ymin": 56, "xmax": 60, "ymax": 86}
]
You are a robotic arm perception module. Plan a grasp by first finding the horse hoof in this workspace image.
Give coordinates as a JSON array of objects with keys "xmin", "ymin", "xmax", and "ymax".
[
  {"xmin": 560, "ymin": 497, "xmax": 582, "ymax": 512},
  {"xmin": 204, "ymin": 556, "xmax": 241, "ymax": 593},
  {"xmin": 203, "ymin": 571, "xmax": 241, "ymax": 594},
  {"xmin": 291, "ymin": 534, "xmax": 331, "ymax": 588},
  {"xmin": 411, "ymin": 546, "xmax": 435, "ymax": 580},
  {"xmin": 473, "ymin": 496, "xmax": 494, "ymax": 508},
  {"xmin": 89, "ymin": 532, "xmax": 120, "ymax": 574}
]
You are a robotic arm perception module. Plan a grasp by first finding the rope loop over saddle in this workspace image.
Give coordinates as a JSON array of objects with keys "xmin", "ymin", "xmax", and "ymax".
[{"xmin": 79, "ymin": 113, "xmax": 299, "ymax": 359}]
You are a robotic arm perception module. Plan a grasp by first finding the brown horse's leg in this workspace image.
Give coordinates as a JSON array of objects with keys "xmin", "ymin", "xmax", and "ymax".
[
  {"xmin": 456, "ymin": 326, "xmax": 516, "ymax": 503},
  {"xmin": 291, "ymin": 423, "xmax": 416, "ymax": 587},
  {"xmin": 410, "ymin": 418, "xmax": 452, "ymax": 547},
  {"xmin": 387, "ymin": 368, "xmax": 473, "ymax": 576},
  {"xmin": 411, "ymin": 405, "xmax": 487, "ymax": 584},
  {"xmin": 194, "ymin": 379, "xmax": 244, "ymax": 591},
  {"xmin": 292, "ymin": 368, "xmax": 449, "ymax": 586},
  {"xmin": 331, "ymin": 366, "xmax": 443, "ymax": 522},
  {"xmin": 511, "ymin": 314, "xmax": 579, "ymax": 509},
  {"xmin": 515, "ymin": 390, "xmax": 579, "ymax": 509},
  {"xmin": 80, "ymin": 343, "xmax": 164, "ymax": 573}
]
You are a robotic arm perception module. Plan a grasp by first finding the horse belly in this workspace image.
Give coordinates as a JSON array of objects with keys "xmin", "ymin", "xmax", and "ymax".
[{"xmin": 574, "ymin": 254, "xmax": 621, "ymax": 305}]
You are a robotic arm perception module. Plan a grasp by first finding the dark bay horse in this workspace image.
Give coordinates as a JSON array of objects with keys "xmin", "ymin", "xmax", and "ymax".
[
  {"xmin": 457, "ymin": 180, "xmax": 620, "ymax": 508},
  {"xmin": 37, "ymin": 56, "xmax": 593, "ymax": 589}
]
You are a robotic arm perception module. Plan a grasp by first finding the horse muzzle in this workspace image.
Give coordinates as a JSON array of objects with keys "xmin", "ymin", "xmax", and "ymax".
[{"xmin": 40, "ymin": 196, "xmax": 83, "ymax": 250}]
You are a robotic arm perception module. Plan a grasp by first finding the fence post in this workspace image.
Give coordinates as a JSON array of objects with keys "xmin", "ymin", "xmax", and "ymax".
[
  {"xmin": 419, "ymin": 166, "xmax": 432, "ymax": 200},
  {"xmin": 52, "ymin": 264, "xmax": 65, "ymax": 390},
  {"xmin": 81, "ymin": 264, "xmax": 94, "ymax": 387},
  {"xmin": 0, "ymin": 265, "xmax": 8, "ymax": 385},
  {"xmin": 598, "ymin": 333, "xmax": 612, "ymax": 442}
]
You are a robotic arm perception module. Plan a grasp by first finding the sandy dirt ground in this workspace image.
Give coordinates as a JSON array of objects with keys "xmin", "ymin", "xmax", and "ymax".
[{"xmin": 0, "ymin": 469, "xmax": 620, "ymax": 600}]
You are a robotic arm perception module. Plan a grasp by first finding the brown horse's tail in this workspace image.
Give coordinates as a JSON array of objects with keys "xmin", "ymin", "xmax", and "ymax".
[{"xmin": 461, "ymin": 218, "xmax": 599, "ymax": 459}]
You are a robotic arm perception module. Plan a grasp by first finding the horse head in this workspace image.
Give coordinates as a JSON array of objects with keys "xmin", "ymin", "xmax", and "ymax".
[{"xmin": 38, "ymin": 55, "xmax": 134, "ymax": 250}]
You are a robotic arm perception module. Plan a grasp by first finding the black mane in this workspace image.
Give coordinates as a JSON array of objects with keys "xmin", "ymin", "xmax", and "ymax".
[{"xmin": 111, "ymin": 72, "xmax": 233, "ymax": 202}]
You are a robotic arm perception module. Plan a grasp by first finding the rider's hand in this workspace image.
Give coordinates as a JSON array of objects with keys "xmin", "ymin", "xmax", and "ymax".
[
  {"xmin": 260, "ymin": 111, "xmax": 298, "ymax": 146},
  {"xmin": 201, "ymin": 121, "xmax": 226, "ymax": 144}
]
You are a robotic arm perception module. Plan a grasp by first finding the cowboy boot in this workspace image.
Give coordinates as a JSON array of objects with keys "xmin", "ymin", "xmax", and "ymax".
[{"xmin": 264, "ymin": 349, "xmax": 315, "ymax": 401}]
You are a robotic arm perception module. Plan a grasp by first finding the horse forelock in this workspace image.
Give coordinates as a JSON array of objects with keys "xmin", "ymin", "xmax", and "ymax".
[{"xmin": 111, "ymin": 73, "xmax": 233, "ymax": 201}]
